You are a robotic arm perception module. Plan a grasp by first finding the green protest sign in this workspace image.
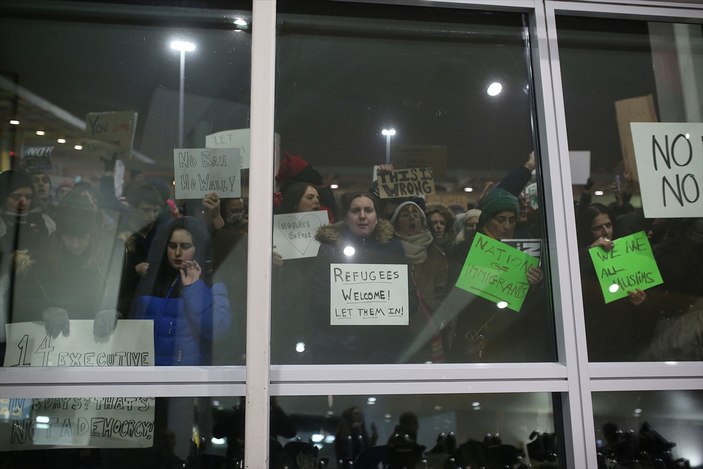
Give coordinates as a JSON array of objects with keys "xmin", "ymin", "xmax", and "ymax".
[
  {"xmin": 588, "ymin": 230, "xmax": 663, "ymax": 303},
  {"xmin": 455, "ymin": 233, "xmax": 539, "ymax": 312}
]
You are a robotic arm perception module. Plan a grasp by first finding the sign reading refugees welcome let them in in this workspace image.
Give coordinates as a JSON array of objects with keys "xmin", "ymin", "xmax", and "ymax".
[
  {"xmin": 455, "ymin": 233, "xmax": 539, "ymax": 312},
  {"xmin": 174, "ymin": 148, "xmax": 241, "ymax": 199},
  {"xmin": 588, "ymin": 231, "xmax": 663, "ymax": 303},
  {"xmin": 330, "ymin": 264, "xmax": 409, "ymax": 326},
  {"xmin": 631, "ymin": 122, "xmax": 703, "ymax": 218}
]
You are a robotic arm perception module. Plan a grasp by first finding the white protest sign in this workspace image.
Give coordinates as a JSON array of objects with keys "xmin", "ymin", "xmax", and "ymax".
[
  {"xmin": 330, "ymin": 264, "xmax": 409, "ymax": 326},
  {"xmin": 85, "ymin": 111, "xmax": 138, "ymax": 161},
  {"xmin": 377, "ymin": 168, "xmax": 435, "ymax": 199},
  {"xmin": 568, "ymin": 151, "xmax": 591, "ymax": 185},
  {"xmin": 173, "ymin": 148, "xmax": 242, "ymax": 199},
  {"xmin": 631, "ymin": 123, "xmax": 703, "ymax": 218},
  {"xmin": 3, "ymin": 320, "xmax": 154, "ymax": 367},
  {"xmin": 206, "ymin": 128, "xmax": 250, "ymax": 169},
  {"xmin": 0, "ymin": 397, "xmax": 156, "ymax": 450},
  {"xmin": 273, "ymin": 210, "xmax": 329, "ymax": 260}
]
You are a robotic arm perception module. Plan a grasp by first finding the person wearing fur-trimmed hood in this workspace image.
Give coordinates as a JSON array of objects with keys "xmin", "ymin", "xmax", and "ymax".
[{"xmin": 309, "ymin": 192, "xmax": 413, "ymax": 364}]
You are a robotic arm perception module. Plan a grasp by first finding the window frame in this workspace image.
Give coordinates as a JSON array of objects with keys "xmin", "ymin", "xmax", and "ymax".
[{"xmin": 0, "ymin": 1, "xmax": 701, "ymax": 468}]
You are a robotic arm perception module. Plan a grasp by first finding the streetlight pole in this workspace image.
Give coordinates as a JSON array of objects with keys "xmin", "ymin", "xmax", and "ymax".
[
  {"xmin": 381, "ymin": 128, "xmax": 396, "ymax": 165},
  {"xmin": 170, "ymin": 40, "xmax": 196, "ymax": 148}
]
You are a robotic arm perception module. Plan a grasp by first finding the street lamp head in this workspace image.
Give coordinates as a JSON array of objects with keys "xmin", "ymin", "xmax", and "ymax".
[
  {"xmin": 381, "ymin": 128, "xmax": 396, "ymax": 136},
  {"xmin": 170, "ymin": 40, "xmax": 196, "ymax": 52}
]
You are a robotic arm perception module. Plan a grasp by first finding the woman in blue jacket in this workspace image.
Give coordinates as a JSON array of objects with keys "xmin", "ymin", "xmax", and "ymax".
[{"xmin": 133, "ymin": 216, "xmax": 231, "ymax": 365}]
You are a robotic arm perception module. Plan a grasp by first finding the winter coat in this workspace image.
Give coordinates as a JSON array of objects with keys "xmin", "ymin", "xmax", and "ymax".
[
  {"xmin": 133, "ymin": 278, "xmax": 231, "ymax": 366},
  {"xmin": 310, "ymin": 219, "xmax": 412, "ymax": 363}
]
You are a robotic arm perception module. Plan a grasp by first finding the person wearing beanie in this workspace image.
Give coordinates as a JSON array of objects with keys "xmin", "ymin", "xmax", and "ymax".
[
  {"xmin": 447, "ymin": 186, "xmax": 549, "ymax": 363},
  {"xmin": 275, "ymin": 153, "xmax": 337, "ymax": 221},
  {"xmin": 391, "ymin": 200, "xmax": 449, "ymax": 362}
]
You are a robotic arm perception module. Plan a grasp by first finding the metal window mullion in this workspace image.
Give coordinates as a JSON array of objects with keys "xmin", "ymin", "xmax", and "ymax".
[
  {"xmin": 245, "ymin": 0, "xmax": 277, "ymax": 467},
  {"xmin": 590, "ymin": 377, "xmax": 703, "ymax": 392},
  {"xmin": 533, "ymin": 1, "xmax": 595, "ymax": 466},
  {"xmin": 552, "ymin": 0, "xmax": 703, "ymax": 21},
  {"xmin": 0, "ymin": 383, "xmax": 246, "ymax": 399}
]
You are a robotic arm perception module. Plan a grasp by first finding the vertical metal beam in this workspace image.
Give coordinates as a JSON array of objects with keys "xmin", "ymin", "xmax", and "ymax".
[
  {"xmin": 531, "ymin": 1, "xmax": 593, "ymax": 466},
  {"xmin": 245, "ymin": 0, "xmax": 277, "ymax": 467}
]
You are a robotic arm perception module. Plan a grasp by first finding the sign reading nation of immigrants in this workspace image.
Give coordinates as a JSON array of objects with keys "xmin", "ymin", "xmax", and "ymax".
[
  {"xmin": 330, "ymin": 264, "xmax": 409, "ymax": 326},
  {"xmin": 174, "ymin": 148, "xmax": 242, "ymax": 199},
  {"xmin": 377, "ymin": 167, "xmax": 436, "ymax": 199},
  {"xmin": 455, "ymin": 233, "xmax": 539, "ymax": 312},
  {"xmin": 273, "ymin": 210, "xmax": 329, "ymax": 260},
  {"xmin": 588, "ymin": 230, "xmax": 663, "ymax": 303},
  {"xmin": 630, "ymin": 122, "xmax": 703, "ymax": 218},
  {"xmin": 1, "ymin": 320, "xmax": 156, "ymax": 450}
]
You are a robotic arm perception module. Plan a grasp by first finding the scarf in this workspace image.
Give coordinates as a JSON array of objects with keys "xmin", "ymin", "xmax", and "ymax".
[{"xmin": 396, "ymin": 230, "xmax": 433, "ymax": 264}]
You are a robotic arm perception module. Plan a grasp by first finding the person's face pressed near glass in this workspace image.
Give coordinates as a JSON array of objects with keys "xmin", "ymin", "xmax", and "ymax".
[
  {"xmin": 4, "ymin": 188, "xmax": 33, "ymax": 215},
  {"xmin": 134, "ymin": 202, "xmax": 161, "ymax": 230},
  {"xmin": 61, "ymin": 232, "xmax": 91, "ymax": 256},
  {"xmin": 429, "ymin": 212, "xmax": 446, "ymax": 239},
  {"xmin": 396, "ymin": 204, "xmax": 424, "ymax": 236},
  {"xmin": 346, "ymin": 196, "xmax": 377, "ymax": 238},
  {"xmin": 465, "ymin": 216, "xmax": 479, "ymax": 237},
  {"xmin": 296, "ymin": 185, "xmax": 320, "ymax": 212},
  {"xmin": 223, "ymin": 198, "xmax": 244, "ymax": 220},
  {"xmin": 31, "ymin": 174, "xmax": 51, "ymax": 201},
  {"xmin": 483, "ymin": 210, "xmax": 517, "ymax": 240},
  {"xmin": 590, "ymin": 213, "xmax": 613, "ymax": 241},
  {"xmin": 167, "ymin": 229, "xmax": 196, "ymax": 270}
]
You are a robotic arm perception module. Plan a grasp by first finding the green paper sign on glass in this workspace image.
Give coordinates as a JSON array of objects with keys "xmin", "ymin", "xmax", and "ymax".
[
  {"xmin": 588, "ymin": 230, "xmax": 664, "ymax": 303},
  {"xmin": 455, "ymin": 233, "xmax": 539, "ymax": 312}
]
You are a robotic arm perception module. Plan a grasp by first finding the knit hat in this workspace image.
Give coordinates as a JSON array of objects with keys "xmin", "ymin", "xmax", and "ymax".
[
  {"xmin": 464, "ymin": 208, "xmax": 482, "ymax": 222},
  {"xmin": 478, "ymin": 188, "xmax": 518, "ymax": 229},
  {"xmin": 276, "ymin": 153, "xmax": 322, "ymax": 190},
  {"xmin": 0, "ymin": 170, "xmax": 34, "ymax": 203},
  {"xmin": 390, "ymin": 201, "xmax": 426, "ymax": 227}
]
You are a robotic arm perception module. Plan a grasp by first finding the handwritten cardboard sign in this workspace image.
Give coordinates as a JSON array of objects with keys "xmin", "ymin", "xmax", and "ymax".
[
  {"xmin": 85, "ymin": 111, "xmax": 138, "ymax": 161},
  {"xmin": 392, "ymin": 144, "xmax": 447, "ymax": 178},
  {"xmin": 205, "ymin": 128, "xmax": 250, "ymax": 169},
  {"xmin": 455, "ymin": 233, "xmax": 539, "ymax": 312},
  {"xmin": 0, "ymin": 397, "xmax": 156, "ymax": 449},
  {"xmin": 1, "ymin": 320, "xmax": 155, "ymax": 450},
  {"xmin": 273, "ymin": 210, "xmax": 329, "ymax": 260},
  {"xmin": 588, "ymin": 230, "xmax": 663, "ymax": 303},
  {"xmin": 173, "ymin": 148, "xmax": 241, "ymax": 199},
  {"xmin": 631, "ymin": 122, "xmax": 703, "ymax": 218},
  {"xmin": 377, "ymin": 168, "xmax": 435, "ymax": 199},
  {"xmin": 3, "ymin": 320, "xmax": 154, "ymax": 367},
  {"xmin": 330, "ymin": 264, "xmax": 408, "ymax": 326},
  {"xmin": 22, "ymin": 146, "xmax": 54, "ymax": 171}
]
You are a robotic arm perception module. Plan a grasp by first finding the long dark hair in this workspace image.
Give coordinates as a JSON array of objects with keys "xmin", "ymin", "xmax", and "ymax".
[
  {"xmin": 136, "ymin": 216, "xmax": 210, "ymax": 298},
  {"xmin": 576, "ymin": 203, "xmax": 611, "ymax": 248},
  {"xmin": 278, "ymin": 182, "xmax": 317, "ymax": 214}
]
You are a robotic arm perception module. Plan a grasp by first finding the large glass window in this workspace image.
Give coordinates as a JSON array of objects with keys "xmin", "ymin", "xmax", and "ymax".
[
  {"xmin": 592, "ymin": 390, "xmax": 703, "ymax": 468},
  {"xmin": 558, "ymin": 16, "xmax": 703, "ymax": 362},
  {"xmin": 271, "ymin": 1, "xmax": 556, "ymax": 365},
  {"xmin": 0, "ymin": 2, "xmax": 251, "ymax": 367},
  {"xmin": 275, "ymin": 392, "xmax": 558, "ymax": 468}
]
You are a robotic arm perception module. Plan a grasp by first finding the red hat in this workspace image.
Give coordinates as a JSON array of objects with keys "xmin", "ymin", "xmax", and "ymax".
[{"xmin": 275, "ymin": 153, "xmax": 323, "ymax": 190}]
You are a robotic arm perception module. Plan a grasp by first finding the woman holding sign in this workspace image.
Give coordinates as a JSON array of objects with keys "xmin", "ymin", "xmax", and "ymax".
[
  {"xmin": 576, "ymin": 202, "xmax": 648, "ymax": 360},
  {"xmin": 271, "ymin": 182, "xmax": 325, "ymax": 363},
  {"xmin": 133, "ymin": 216, "xmax": 231, "ymax": 365},
  {"xmin": 448, "ymin": 187, "xmax": 551, "ymax": 362},
  {"xmin": 310, "ymin": 192, "xmax": 412, "ymax": 364}
]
